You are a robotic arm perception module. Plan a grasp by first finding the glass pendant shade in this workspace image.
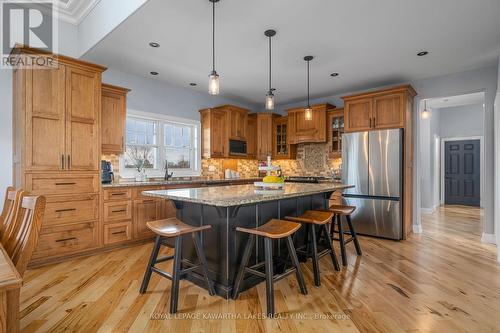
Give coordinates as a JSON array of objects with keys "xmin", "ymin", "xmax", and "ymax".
[
  {"xmin": 208, "ymin": 71, "xmax": 220, "ymax": 95},
  {"xmin": 421, "ymin": 108, "xmax": 430, "ymax": 119},
  {"xmin": 305, "ymin": 107, "xmax": 313, "ymax": 120},
  {"xmin": 265, "ymin": 91, "xmax": 275, "ymax": 110}
]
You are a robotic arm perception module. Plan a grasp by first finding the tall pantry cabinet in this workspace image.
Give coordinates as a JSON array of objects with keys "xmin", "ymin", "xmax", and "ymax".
[{"xmin": 12, "ymin": 46, "xmax": 106, "ymax": 265}]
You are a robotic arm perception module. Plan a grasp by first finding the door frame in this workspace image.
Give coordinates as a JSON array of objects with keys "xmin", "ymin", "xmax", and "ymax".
[{"xmin": 440, "ymin": 136, "xmax": 484, "ymax": 207}]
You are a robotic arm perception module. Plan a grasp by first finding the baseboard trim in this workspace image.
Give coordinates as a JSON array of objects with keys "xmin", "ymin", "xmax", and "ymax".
[
  {"xmin": 421, "ymin": 208, "xmax": 435, "ymax": 215},
  {"xmin": 481, "ymin": 233, "xmax": 496, "ymax": 245},
  {"xmin": 413, "ymin": 224, "xmax": 423, "ymax": 234}
]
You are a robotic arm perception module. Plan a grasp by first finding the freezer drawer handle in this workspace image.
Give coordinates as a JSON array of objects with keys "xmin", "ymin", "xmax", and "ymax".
[
  {"xmin": 111, "ymin": 209, "xmax": 127, "ymax": 213},
  {"xmin": 55, "ymin": 208, "xmax": 76, "ymax": 213},
  {"xmin": 55, "ymin": 182, "xmax": 76, "ymax": 186}
]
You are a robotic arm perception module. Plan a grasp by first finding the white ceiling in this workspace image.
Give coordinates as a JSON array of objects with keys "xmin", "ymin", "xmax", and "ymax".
[
  {"xmin": 83, "ymin": 0, "xmax": 500, "ymax": 108},
  {"xmin": 427, "ymin": 92, "xmax": 485, "ymax": 109}
]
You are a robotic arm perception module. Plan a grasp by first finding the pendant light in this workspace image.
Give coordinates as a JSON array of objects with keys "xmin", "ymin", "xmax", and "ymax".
[
  {"xmin": 208, "ymin": 0, "xmax": 220, "ymax": 95},
  {"xmin": 304, "ymin": 55, "xmax": 314, "ymax": 120},
  {"xmin": 422, "ymin": 99, "xmax": 430, "ymax": 119},
  {"xmin": 264, "ymin": 29, "xmax": 276, "ymax": 110}
]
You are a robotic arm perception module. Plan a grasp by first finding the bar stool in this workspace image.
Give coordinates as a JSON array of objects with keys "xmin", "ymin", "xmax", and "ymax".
[
  {"xmin": 232, "ymin": 219, "xmax": 307, "ymax": 317},
  {"xmin": 329, "ymin": 205, "xmax": 362, "ymax": 266},
  {"xmin": 285, "ymin": 210, "xmax": 340, "ymax": 287},
  {"xmin": 139, "ymin": 217, "xmax": 215, "ymax": 314}
]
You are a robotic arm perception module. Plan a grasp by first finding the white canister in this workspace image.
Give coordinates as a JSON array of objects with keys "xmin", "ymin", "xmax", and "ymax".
[{"xmin": 225, "ymin": 169, "xmax": 232, "ymax": 179}]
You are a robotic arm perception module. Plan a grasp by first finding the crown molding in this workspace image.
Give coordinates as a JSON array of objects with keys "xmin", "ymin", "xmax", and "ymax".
[{"xmin": 39, "ymin": 0, "xmax": 101, "ymax": 25}]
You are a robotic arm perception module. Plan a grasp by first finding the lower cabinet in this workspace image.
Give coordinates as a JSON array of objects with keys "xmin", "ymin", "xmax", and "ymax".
[
  {"xmin": 32, "ymin": 221, "xmax": 99, "ymax": 260},
  {"xmin": 133, "ymin": 198, "xmax": 163, "ymax": 239},
  {"xmin": 104, "ymin": 221, "xmax": 132, "ymax": 245}
]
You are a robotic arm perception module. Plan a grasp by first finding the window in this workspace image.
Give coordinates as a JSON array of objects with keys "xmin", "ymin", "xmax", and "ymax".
[{"xmin": 121, "ymin": 111, "xmax": 200, "ymax": 178}]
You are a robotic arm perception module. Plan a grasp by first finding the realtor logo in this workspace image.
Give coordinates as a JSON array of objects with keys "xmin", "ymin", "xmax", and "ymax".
[{"xmin": 1, "ymin": 0, "xmax": 58, "ymax": 68}]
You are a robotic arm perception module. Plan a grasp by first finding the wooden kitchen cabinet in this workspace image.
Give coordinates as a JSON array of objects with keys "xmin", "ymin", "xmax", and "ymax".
[
  {"xmin": 256, "ymin": 113, "xmax": 279, "ymax": 160},
  {"xmin": 133, "ymin": 198, "xmax": 163, "ymax": 239},
  {"xmin": 327, "ymin": 109, "xmax": 344, "ymax": 158},
  {"xmin": 227, "ymin": 105, "xmax": 248, "ymax": 141},
  {"xmin": 200, "ymin": 108, "xmax": 227, "ymax": 158},
  {"xmin": 101, "ymin": 83, "xmax": 130, "ymax": 155},
  {"xmin": 246, "ymin": 114, "xmax": 257, "ymax": 159},
  {"xmin": 287, "ymin": 103, "xmax": 333, "ymax": 144},
  {"xmin": 23, "ymin": 65, "xmax": 66, "ymax": 171},
  {"xmin": 272, "ymin": 116, "xmax": 296, "ymax": 159},
  {"xmin": 343, "ymin": 85, "xmax": 416, "ymax": 132}
]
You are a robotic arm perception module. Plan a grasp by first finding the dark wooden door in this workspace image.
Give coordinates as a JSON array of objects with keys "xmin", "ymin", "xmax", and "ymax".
[{"xmin": 444, "ymin": 140, "xmax": 480, "ymax": 206}]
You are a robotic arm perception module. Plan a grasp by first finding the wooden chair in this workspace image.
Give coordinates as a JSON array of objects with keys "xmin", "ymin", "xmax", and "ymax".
[
  {"xmin": 0, "ymin": 187, "xmax": 21, "ymax": 239},
  {"xmin": 6, "ymin": 195, "xmax": 46, "ymax": 276},
  {"xmin": 285, "ymin": 210, "xmax": 341, "ymax": 286},
  {"xmin": 232, "ymin": 219, "xmax": 307, "ymax": 317},
  {"xmin": 0, "ymin": 189, "xmax": 25, "ymax": 246},
  {"xmin": 3, "ymin": 194, "xmax": 45, "ymax": 333},
  {"xmin": 329, "ymin": 205, "xmax": 362, "ymax": 266},
  {"xmin": 140, "ymin": 217, "xmax": 215, "ymax": 314}
]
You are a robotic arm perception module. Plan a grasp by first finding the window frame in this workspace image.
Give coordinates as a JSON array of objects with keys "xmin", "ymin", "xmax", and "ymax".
[{"xmin": 120, "ymin": 109, "xmax": 201, "ymax": 178}]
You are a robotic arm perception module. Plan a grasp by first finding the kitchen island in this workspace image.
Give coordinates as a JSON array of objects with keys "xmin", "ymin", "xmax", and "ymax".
[{"xmin": 143, "ymin": 182, "xmax": 352, "ymax": 298}]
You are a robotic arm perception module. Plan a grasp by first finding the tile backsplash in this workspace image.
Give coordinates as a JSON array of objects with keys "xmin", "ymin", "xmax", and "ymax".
[
  {"xmin": 201, "ymin": 143, "xmax": 342, "ymax": 179},
  {"xmin": 104, "ymin": 142, "xmax": 341, "ymax": 180}
]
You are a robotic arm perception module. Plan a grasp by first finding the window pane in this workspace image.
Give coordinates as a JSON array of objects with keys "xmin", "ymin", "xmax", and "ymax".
[
  {"xmin": 174, "ymin": 127, "xmax": 183, "ymax": 148},
  {"xmin": 164, "ymin": 124, "xmax": 173, "ymax": 146},
  {"xmin": 126, "ymin": 118, "xmax": 157, "ymax": 145},
  {"xmin": 124, "ymin": 145, "xmax": 158, "ymax": 169},
  {"xmin": 166, "ymin": 148, "xmax": 191, "ymax": 169},
  {"xmin": 183, "ymin": 127, "xmax": 191, "ymax": 147}
]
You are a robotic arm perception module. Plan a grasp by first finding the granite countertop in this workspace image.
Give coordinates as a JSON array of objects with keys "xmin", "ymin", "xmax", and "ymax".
[
  {"xmin": 142, "ymin": 183, "xmax": 353, "ymax": 207},
  {"xmin": 101, "ymin": 177, "xmax": 261, "ymax": 188}
]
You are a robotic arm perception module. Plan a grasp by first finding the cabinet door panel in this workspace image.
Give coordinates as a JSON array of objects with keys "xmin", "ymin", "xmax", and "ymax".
[
  {"xmin": 134, "ymin": 199, "xmax": 160, "ymax": 239},
  {"xmin": 211, "ymin": 111, "xmax": 226, "ymax": 157},
  {"xmin": 26, "ymin": 66, "xmax": 66, "ymax": 171},
  {"xmin": 101, "ymin": 92, "xmax": 125, "ymax": 154},
  {"xmin": 246, "ymin": 116, "xmax": 257, "ymax": 159},
  {"xmin": 257, "ymin": 115, "xmax": 272, "ymax": 159},
  {"xmin": 65, "ymin": 67, "xmax": 100, "ymax": 171},
  {"xmin": 373, "ymin": 94, "xmax": 404, "ymax": 129},
  {"xmin": 345, "ymin": 98, "xmax": 372, "ymax": 132}
]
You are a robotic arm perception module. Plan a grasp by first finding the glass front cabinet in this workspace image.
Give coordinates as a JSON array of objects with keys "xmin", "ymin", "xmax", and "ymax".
[
  {"xmin": 272, "ymin": 116, "xmax": 296, "ymax": 159},
  {"xmin": 327, "ymin": 109, "xmax": 344, "ymax": 158}
]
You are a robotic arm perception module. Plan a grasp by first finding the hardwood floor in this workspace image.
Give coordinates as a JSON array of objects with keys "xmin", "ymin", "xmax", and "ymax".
[{"xmin": 20, "ymin": 206, "xmax": 499, "ymax": 332}]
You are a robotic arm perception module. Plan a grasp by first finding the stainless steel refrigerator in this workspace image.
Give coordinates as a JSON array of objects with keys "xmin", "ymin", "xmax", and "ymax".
[{"xmin": 342, "ymin": 129, "xmax": 403, "ymax": 240}]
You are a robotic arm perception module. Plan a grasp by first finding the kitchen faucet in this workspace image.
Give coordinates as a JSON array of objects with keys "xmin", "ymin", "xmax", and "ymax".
[{"xmin": 164, "ymin": 161, "xmax": 173, "ymax": 181}]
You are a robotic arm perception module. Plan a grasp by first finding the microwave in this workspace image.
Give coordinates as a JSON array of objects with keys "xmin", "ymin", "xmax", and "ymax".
[{"xmin": 229, "ymin": 139, "xmax": 247, "ymax": 156}]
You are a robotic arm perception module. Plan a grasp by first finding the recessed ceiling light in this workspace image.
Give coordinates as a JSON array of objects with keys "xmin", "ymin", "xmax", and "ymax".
[
  {"xmin": 189, "ymin": 82, "xmax": 197, "ymax": 86},
  {"xmin": 330, "ymin": 73, "xmax": 339, "ymax": 77},
  {"xmin": 149, "ymin": 42, "xmax": 160, "ymax": 48},
  {"xmin": 150, "ymin": 71, "xmax": 159, "ymax": 76},
  {"xmin": 417, "ymin": 51, "xmax": 429, "ymax": 56}
]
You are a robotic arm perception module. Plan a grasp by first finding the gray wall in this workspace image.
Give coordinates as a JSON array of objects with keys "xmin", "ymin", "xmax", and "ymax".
[
  {"xmin": 102, "ymin": 69, "xmax": 255, "ymax": 120},
  {"xmin": 439, "ymin": 104, "xmax": 484, "ymax": 138},
  {"xmin": 279, "ymin": 65, "xmax": 498, "ymax": 235}
]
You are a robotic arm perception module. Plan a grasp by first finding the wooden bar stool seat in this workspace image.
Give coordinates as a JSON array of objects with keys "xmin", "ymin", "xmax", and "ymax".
[
  {"xmin": 147, "ymin": 218, "xmax": 211, "ymax": 237},
  {"xmin": 329, "ymin": 204, "xmax": 362, "ymax": 266},
  {"xmin": 232, "ymin": 219, "xmax": 307, "ymax": 318},
  {"xmin": 329, "ymin": 205, "xmax": 356, "ymax": 216},
  {"xmin": 285, "ymin": 210, "xmax": 340, "ymax": 287},
  {"xmin": 140, "ymin": 218, "xmax": 215, "ymax": 314}
]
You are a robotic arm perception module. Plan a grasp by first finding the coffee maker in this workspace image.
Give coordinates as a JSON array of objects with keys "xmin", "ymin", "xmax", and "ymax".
[{"xmin": 101, "ymin": 160, "xmax": 114, "ymax": 184}]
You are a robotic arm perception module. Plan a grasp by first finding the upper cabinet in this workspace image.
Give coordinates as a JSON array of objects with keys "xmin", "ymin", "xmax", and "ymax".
[
  {"xmin": 246, "ymin": 114, "xmax": 257, "ymax": 159},
  {"xmin": 199, "ymin": 105, "xmax": 250, "ymax": 159},
  {"xmin": 227, "ymin": 105, "xmax": 248, "ymax": 141},
  {"xmin": 256, "ymin": 113, "xmax": 279, "ymax": 160},
  {"xmin": 327, "ymin": 109, "xmax": 344, "ymax": 158},
  {"xmin": 287, "ymin": 103, "xmax": 334, "ymax": 144},
  {"xmin": 13, "ymin": 46, "xmax": 106, "ymax": 173},
  {"xmin": 101, "ymin": 84, "xmax": 130, "ymax": 155},
  {"xmin": 273, "ymin": 116, "xmax": 296, "ymax": 159},
  {"xmin": 343, "ymin": 85, "xmax": 416, "ymax": 132}
]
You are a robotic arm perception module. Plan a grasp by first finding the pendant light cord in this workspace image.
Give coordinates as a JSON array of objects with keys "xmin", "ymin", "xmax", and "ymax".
[
  {"xmin": 307, "ymin": 60, "xmax": 310, "ymax": 108},
  {"xmin": 212, "ymin": 1, "xmax": 215, "ymax": 72},
  {"xmin": 268, "ymin": 36, "xmax": 272, "ymax": 92}
]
